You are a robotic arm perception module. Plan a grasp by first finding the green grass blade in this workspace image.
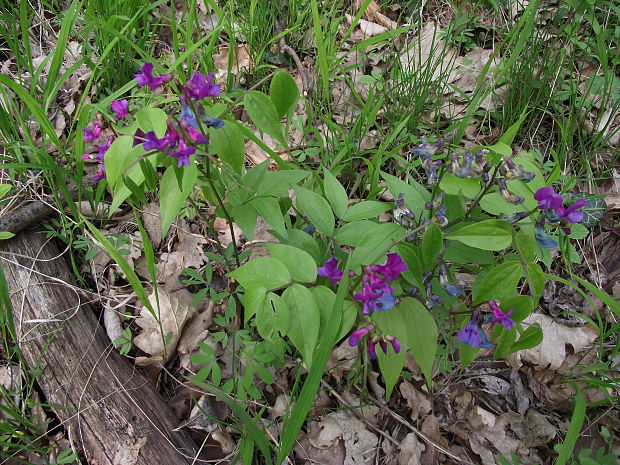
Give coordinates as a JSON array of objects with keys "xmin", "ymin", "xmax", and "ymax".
[{"xmin": 555, "ymin": 390, "xmax": 585, "ymax": 465}]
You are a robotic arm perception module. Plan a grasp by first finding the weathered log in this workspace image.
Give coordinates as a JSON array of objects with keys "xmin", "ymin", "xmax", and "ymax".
[{"xmin": 0, "ymin": 230, "xmax": 199, "ymax": 465}]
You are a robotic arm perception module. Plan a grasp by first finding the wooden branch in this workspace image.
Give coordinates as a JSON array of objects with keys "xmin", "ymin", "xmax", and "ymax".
[{"xmin": 0, "ymin": 230, "xmax": 200, "ymax": 465}]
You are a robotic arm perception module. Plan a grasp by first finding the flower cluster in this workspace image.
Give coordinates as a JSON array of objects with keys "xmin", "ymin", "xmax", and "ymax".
[
  {"xmin": 80, "ymin": 62, "xmax": 224, "ymax": 180},
  {"xmin": 348, "ymin": 324, "xmax": 401, "ymax": 360},
  {"xmin": 458, "ymin": 301, "xmax": 515, "ymax": 348},
  {"xmin": 533, "ymin": 186, "xmax": 588, "ymax": 248},
  {"xmin": 412, "ymin": 136, "xmax": 444, "ymax": 184},
  {"xmin": 318, "ymin": 254, "xmax": 408, "ymax": 314}
]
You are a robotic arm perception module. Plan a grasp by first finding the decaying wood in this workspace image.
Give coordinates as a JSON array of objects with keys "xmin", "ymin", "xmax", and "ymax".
[{"xmin": 0, "ymin": 230, "xmax": 199, "ymax": 465}]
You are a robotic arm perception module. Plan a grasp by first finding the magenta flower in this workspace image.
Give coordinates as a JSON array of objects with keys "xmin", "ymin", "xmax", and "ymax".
[
  {"xmin": 348, "ymin": 325, "xmax": 374, "ymax": 347},
  {"xmin": 184, "ymin": 72, "xmax": 221, "ymax": 100},
  {"xmin": 93, "ymin": 164, "xmax": 106, "ymax": 182},
  {"xmin": 556, "ymin": 199, "xmax": 588, "ymax": 224},
  {"xmin": 81, "ymin": 121, "xmax": 102, "ymax": 142},
  {"xmin": 318, "ymin": 257, "xmax": 344, "ymax": 286},
  {"xmin": 534, "ymin": 187, "xmax": 564, "ymax": 211},
  {"xmin": 368, "ymin": 253, "xmax": 408, "ymax": 281},
  {"xmin": 92, "ymin": 136, "xmax": 114, "ymax": 162},
  {"xmin": 488, "ymin": 300, "xmax": 515, "ymax": 330},
  {"xmin": 110, "ymin": 99, "xmax": 129, "ymax": 119},
  {"xmin": 135, "ymin": 62, "xmax": 172, "ymax": 91},
  {"xmin": 169, "ymin": 138, "xmax": 195, "ymax": 167},
  {"xmin": 180, "ymin": 121, "xmax": 208, "ymax": 144},
  {"xmin": 141, "ymin": 131, "xmax": 169, "ymax": 152}
]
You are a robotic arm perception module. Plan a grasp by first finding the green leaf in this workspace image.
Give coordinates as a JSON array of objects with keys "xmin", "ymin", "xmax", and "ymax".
[
  {"xmin": 525, "ymin": 262, "xmax": 545, "ymax": 300},
  {"xmin": 493, "ymin": 326, "xmax": 517, "ymax": 359},
  {"xmin": 0, "ymin": 232, "xmax": 15, "ymax": 240},
  {"xmin": 323, "ymin": 169, "xmax": 348, "ymax": 219},
  {"xmin": 294, "ymin": 186, "xmax": 334, "ymax": 236},
  {"xmin": 227, "ymin": 257, "xmax": 290, "ymax": 290},
  {"xmin": 515, "ymin": 231, "xmax": 536, "ymax": 263},
  {"xmin": 104, "ymin": 135, "xmax": 140, "ymax": 189},
  {"xmin": 283, "ymin": 284, "xmax": 321, "ymax": 367},
  {"xmin": 255, "ymin": 291, "xmax": 290, "ymax": 340},
  {"xmin": 159, "ymin": 162, "xmax": 197, "ymax": 236},
  {"xmin": 136, "ymin": 107, "xmax": 168, "ymax": 137},
  {"xmin": 400, "ymin": 298, "xmax": 437, "ymax": 388},
  {"xmin": 565, "ymin": 193, "xmax": 606, "ymax": 228},
  {"xmin": 269, "ymin": 71, "xmax": 299, "ymax": 119},
  {"xmin": 555, "ymin": 391, "xmax": 585, "ymax": 465},
  {"xmin": 373, "ymin": 308, "xmax": 408, "ymax": 399},
  {"xmin": 439, "ymin": 174, "xmax": 481, "ymax": 198},
  {"xmin": 335, "ymin": 220, "xmax": 382, "ymax": 246},
  {"xmin": 255, "ymin": 170, "xmax": 309, "ymax": 196},
  {"xmin": 244, "ymin": 90, "xmax": 285, "ymax": 145},
  {"xmin": 209, "ymin": 120, "xmax": 245, "ymax": 174},
  {"xmin": 342, "ymin": 201, "xmax": 392, "ymax": 222},
  {"xmin": 281, "ymin": 229, "xmax": 321, "ymax": 264},
  {"xmin": 472, "ymin": 261, "xmax": 522, "ymax": 304},
  {"xmin": 446, "ymin": 220, "xmax": 513, "ymax": 251},
  {"xmin": 500, "ymin": 295, "xmax": 534, "ymax": 323},
  {"xmin": 0, "ymin": 184, "xmax": 11, "ymax": 199},
  {"xmin": 479, "ymin": 192, "xmax": 528, "ymax": 216},
  {"xmin": 350, "ymin": 222, "xmax": 403, "ymax": 266},
  {"xmin": 421, "ymin": 224, "xmax": 443, "ymax": 270},
  {"xmin": 310, "ymin": 286, "xmax": 357, "ymax": 343},
  {"xmin": 230, "ymin": 203, "xmax": 258, "ymax": 240},
  {"xmin": 265, "ymin": 243, "xmax": 317, "ymax": 283},
  {"xmin": 252, "ymin": 196, "xmax": 286, "ymax": 233},
  {"xmin": 443, "ymin": 241, "xmax": 495, "ymax": 265},
  {"xmin": 380, "ymin": 171, "xmax": 430, "ymax": 218},
  {"xmin": 511, "ymin": 324, "xmax": 543, "ymax": 352}
]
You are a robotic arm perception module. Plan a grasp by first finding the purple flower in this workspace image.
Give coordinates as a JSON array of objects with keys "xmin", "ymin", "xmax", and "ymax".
[
  {"xmin": 354, "ymin": 272, "xmax": 395, "ymax": 314},
  {"xmin": 92, "ymin": 136, "xmax": 114, "ymax": 162},
  {"xmin": 199, "ymin": 112, "xmax": 225, "ymax": 129},
  {"xmin": 499, "ymin": 179, "xmax": 524, "ymax": 205},
  {"xmin": 504, "ymin": 159, "xmax": 535, "ymax": 183},
  {"xmin": 110, "ymin": 99, "xmax": 129, "ymax": 119},
  {"xmin": 434, "ymin": 205, "xmax": 448, "ymax": 227},
  {"xmin": 180, "ymin": 121, "xmax": 208, "ymax": 144},
  {"xmin": 534, "ymin": 187, "xmax": 564, "ymax": 211},
  {"xmin": 556, "ymin": 199, "xmax": 587, "ymax": 224},
  {"xmin": 535, "ymin": 225, "xmax": 558, "ymax": 248},
  {"xmin": 385, "ymin": 335, "xmax": 401, "ymax": 353},
  {"xmin": 318, "ymin": 257, "xmax": 344, "ymax": 286},
  {"xmin": 180, "ymin": 103, "xmax": 199, "ymax": 129},
  {"xmin": 368, "ymin": 253, "xmax": 408, "ymax": 281},
  {"xmin": 169, "ymin": 138, "xmax": 195, "ymax": 167},
  {"xmin": 458, "ymin": 312, "xmax": 493, "ymax": 348},
  {"xmin": 439, "ymin": 264, "xmax": 466, "ymax": 297},
  {"xmin": 488, "ymin": 300, "xmax": 515, "ymax": 330},
  {"xmin": 412, "ymin": 136, "xmax": 444, "ymax": 158},
  {"xmin": 499, "ymin": 211, "xmax": 530, "ymax": 223},
  {"xmin": 134, "ymin": 62, "xmax": 172, "ymax": 91},
  {"xmin": 348, "ymin": 325, "xmax": 374, "ymax": 347},
  {"xmin": 367, "ymin": 339, "xmax": 378, "ymax": 360},
  {"xmin": 93, "ymin": 164, "xmax": 106, "ymax": 182},
  {"xmin": 184, "ymin": 72, "xmax": 221, "ymax": 100},
  {"xmin": 141, "ymin": 131, "xmax": 169, "ymax": 152},
  {"xmin": 81, "ymin": 121, "xmax": 102, "ymax": 142}
]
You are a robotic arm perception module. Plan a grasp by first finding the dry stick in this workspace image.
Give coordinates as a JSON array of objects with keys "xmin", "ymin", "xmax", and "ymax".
[
  {"xmin": 0, "ymin": 176, "xmax": 98, "ymax": 234},
  {"xmin": 320, "ymin": 380, "xmax": 476, "ymax": 465}
]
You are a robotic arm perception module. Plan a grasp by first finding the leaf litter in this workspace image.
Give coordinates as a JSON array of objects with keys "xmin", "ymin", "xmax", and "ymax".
[{"xmin": 14, "ymin": 0, "xmax": 620, "ymax": 462}]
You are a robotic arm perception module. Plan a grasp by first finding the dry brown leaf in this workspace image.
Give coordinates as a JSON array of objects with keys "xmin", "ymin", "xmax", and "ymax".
[
  {"xmin": 213, "ymin": 217, "xmax": 243, "ymax": 248},
  {"xmin": 177, "ymin": 304, "xmax": 214, "ymax": 370},
  {"xmin": 142, "ymin": 203, "xmax": 162, "ymax": 248},
  {"xmin": 399, "ymin": 380, "xmax": 432, "ymax": 421},
  {"xmin": 310, "ymin": 411, "xmax": 378, "ymax": 465},
  {"xmin": 398, "ymin": 433, "xmax": 425, "ymax": 465},
  {"xmin": 400, "ymin": 22, "xmax": 458, "ymax": 82},
  {"xmin": 506, "ymin": 314, "xmax": 599, "ymax": 370},
  {"xmin": 213, "ymin": 44, "xmax": 250, "ymax": 81},
  {"xmin": 112, "ymin": 437, "xmax": 147, "ymax": 465},
  {"xmin": 355, "ymin": 0, "xmax": 397, "ymax": 29},
  {"xmin": 133, "ymin": 290, "xmax": 196, "ymax": 362},
  {"xmin": 294, "ymin": 421, "xmax": 346, "ymax": 465}
]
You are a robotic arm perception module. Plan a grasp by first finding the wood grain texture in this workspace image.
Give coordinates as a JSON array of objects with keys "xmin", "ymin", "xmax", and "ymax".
[{"xmin": 0, "ymin": 230, "xmax": 198, "ymax": 465}]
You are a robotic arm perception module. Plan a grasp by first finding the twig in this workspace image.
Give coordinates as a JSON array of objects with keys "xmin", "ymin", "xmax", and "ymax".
[{"xmin": 0, "ymin": 176, "xmax": 98, "ymax": 234}]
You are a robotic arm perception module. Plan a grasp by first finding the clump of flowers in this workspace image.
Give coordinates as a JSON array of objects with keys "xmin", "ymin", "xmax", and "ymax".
[
  {"xmin": 80, "ymin": 62, "xmax": 224, "ymax": 178},
  {"xmin": 458, "ymin": 301, "xmax": 517, "ymax": 348},
  {"xmin": 533, "ymin": 186, "xmax": 588, "ymax": 248},
  {"xmin": 348, "ymin": 324, "xmax": 401, "ymax": 359},
  {"xmin": 318, "ymin": 254, "xmax": 408, "ymax": 314}
]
